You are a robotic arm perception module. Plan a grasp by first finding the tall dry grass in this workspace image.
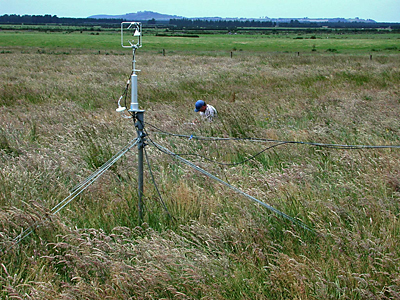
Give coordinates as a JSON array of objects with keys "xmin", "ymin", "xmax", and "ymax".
[{"xmin": 1, "ymin": 49, "xmax": 400, "ymax": 299}]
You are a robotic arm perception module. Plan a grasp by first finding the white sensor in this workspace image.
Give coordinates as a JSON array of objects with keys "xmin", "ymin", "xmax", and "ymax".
[{"xmin": 116, "ymin": 106, "xmax": 126, "ymax": 112}]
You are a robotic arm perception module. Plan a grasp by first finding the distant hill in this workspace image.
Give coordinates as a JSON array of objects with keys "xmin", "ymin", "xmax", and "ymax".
[{"xmin": 89, "ymin": 11, "xmax": 184, "ymax": 21}]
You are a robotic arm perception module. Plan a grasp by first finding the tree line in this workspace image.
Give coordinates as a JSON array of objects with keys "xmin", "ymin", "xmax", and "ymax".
[
  {"xmin": 0, "ymin": 14, "xmax": 123, "ymax": 25},
  {"xmin": 169, "ymin": 18, "xmax": 276, "ymax": 29},
  {"xmin": 169, "ymin": 18, "xmax": 400, "ymax": 30}
]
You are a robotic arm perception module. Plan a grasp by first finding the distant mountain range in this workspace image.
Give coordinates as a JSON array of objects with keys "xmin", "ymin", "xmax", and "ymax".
[
  {"xmin": 89, "ymin": 11, "xmax": 376, "ymax": 23},
  {"xmin": 89, "ymin": 11, "xmax": 182, "ymax": 21}
]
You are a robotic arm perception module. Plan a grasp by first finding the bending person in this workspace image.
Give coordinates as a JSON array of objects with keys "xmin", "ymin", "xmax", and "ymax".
[{"xmin": 194, "ymin": 100, "xmax": 217, "ymax": 121}]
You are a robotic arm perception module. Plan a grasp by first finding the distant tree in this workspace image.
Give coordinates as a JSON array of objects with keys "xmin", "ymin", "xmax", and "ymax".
[{"xmin": 148, "ymin": 18, "xmax": 156, "ymax": 25}]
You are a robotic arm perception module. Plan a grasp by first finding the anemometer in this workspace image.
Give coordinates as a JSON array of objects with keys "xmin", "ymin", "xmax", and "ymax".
[{"xmin": 121, "ymin": 21, "xmax": 142, "ymax": 49}]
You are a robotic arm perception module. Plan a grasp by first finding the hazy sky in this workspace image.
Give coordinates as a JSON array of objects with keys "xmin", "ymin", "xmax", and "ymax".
[{"xmin": 1, "ymin": 0, "xmax": 399, "ymax": 22}]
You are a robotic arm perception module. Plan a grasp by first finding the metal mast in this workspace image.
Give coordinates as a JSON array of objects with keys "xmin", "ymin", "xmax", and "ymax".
[{"xmin": 119, "ymin": 22, "xmax": 145, "ymax": 223}]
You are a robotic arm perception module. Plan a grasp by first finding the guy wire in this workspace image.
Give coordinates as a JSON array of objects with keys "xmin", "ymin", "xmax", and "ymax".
[
  {"xmin": 2, "ymin": 138, "xmax": 139, "ymax": 252},
  {"xmin": 144, "ymin": 146, "xmax": 176, "ymax": 221},
  {"xmin": 148, "ymin": 139, "xmax": 315, "ymax": 233}
]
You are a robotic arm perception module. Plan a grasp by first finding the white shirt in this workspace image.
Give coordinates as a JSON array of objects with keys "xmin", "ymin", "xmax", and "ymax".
[{"xmin": 200, "ymin": 104, "xmax": 217, "ymax": 121}]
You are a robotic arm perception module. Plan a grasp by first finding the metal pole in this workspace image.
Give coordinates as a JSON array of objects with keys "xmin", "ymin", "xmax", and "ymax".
[
  {"xmin": 130, "ymin": 73, "xmax": 139, "ymax": 111},
  {"xmin": 121, "ymin": 22, "xmax": 145, "ymax": 223},
  {"xmin": 135, "ymin": 111, "xmax": 145, "ymax": 223}
]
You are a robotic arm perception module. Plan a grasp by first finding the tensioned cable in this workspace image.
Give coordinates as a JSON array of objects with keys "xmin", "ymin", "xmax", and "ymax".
[
  {"xmin": 148, "ymin": 140, "xmax": 314, "ymax": 233},
  {"xmin": 165, "ymin": 142, "xmax": 287, "ymax": 166},
  {"xmin": 3, "ymin": 138, "xmax": 139, "ymax": 252},
  {"xmin": 144, "ymin": 146, "xmax": 175, "ymax": 221},
  {"xmin": 69, "ymin": 137, "xmax": 138, "ymax": 202},
  {"xmin": 53, "ymin": 138, "xmax": 139, "ymax": 214},
  {"xmin": 142, "ymin": 120, "xmax": 288, "ymax": 166},
  {"xmin": 145, "ymin": 121, "xmax": 400, "ymax": 149}
]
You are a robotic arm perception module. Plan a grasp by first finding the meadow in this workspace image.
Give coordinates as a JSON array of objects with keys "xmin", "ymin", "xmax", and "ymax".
[
  {"xmin": 1, "ymin": 27, "xmax": 399, "ymax": 54},
  {"xmin": 0, "ymin": 29, "xmax": 400, "ymax": 299}
]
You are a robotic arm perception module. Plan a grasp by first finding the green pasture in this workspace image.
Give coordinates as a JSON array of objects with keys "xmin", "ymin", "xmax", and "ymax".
[{"xmin": 0, "ymin": 29, "xmax": 399, "ymax": 54}]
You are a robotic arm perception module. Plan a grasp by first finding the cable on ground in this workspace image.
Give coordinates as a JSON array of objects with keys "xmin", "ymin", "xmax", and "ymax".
[{"xmin": 145, "ymin": 121, "xmax": 400, "ymax": 149}]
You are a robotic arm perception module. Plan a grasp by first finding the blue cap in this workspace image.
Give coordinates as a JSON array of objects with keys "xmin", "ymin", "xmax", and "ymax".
[{"xmin": 194, "ymin": 100, "xmax": 205, "ymax": 112}]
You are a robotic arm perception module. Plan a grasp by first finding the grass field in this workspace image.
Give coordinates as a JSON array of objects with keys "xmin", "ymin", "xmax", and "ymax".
[
  {"xmin": 1, "ymin": 29, "xmax": 400, "ymax": 299},
  {"xmin": 1, "ymin": 29, "xmax": 399, "ymax": 54}
]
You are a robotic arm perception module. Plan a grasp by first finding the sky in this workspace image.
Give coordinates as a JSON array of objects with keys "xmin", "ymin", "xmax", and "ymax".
[{"xmin": 0, "ymin": 0, "xmax": 399, "ymax": 22}]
